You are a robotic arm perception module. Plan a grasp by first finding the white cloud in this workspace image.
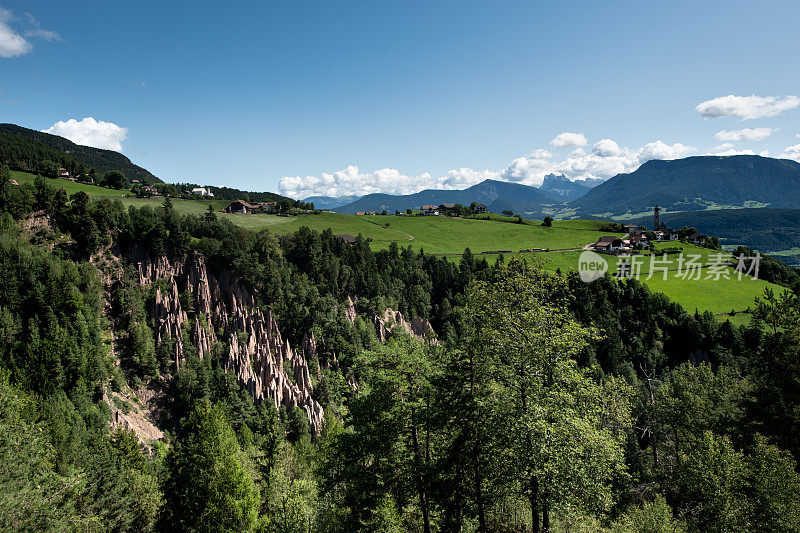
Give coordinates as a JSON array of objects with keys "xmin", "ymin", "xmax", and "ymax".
[
  {"xmin": 712, "ymin": 148, "xmax": 756, "ymax": 156},
  {"xmin": 280, "ymin": 138, "xmax": 699, "ymax": 198},
  {"xmin": 638, "ymin": 140, "xmax": 696, "ymax": 160},
  {"xmin": 781, "ymin": 144, "xmax": 800, "ymax": 162},
  {"xmin": 591, "ymin": 139, "xmax": 624, "ymax": 157},
  {"xmin": 696, "ymin": 94, "xmax": 800, "ymax": 120},
  {"xmin": 710, "ymin": 143, "xmax": 735, "ymax": 151},
  {"xmin": 278, "ymin": 165, "xmax": 500, "ymax": 199},
  {"xmin": 715, "ymin": 127, "xmax": 775, "ymax": 142},
  {"xmin": 43, "ymin": 117, "xmax": 129, "ymax": 152},
  {"xmin": 550, "ymin": 132, "xmax": 587, "ymax": 148},
  {"xmin": 23, "ymin": 12, "xmax": 61, "ymax": 42},
  {"xmin": 0, "ymin": 8, "xmax": 31, "ymax": 58},
  {"xmin": 706, "ymin": 146, "xmax": 770, "ymax": 157},
  {"xmin": 25, "ymin": 28, "xmax": 61, "ymax": 41},
  {"xmin": 0, "ymin": 9, "xmax": 60, "ymax": 57}
]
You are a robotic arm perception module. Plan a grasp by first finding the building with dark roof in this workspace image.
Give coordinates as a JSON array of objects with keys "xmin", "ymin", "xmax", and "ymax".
[{"xmin": 334, "ymin": 234, "xmax": 357, "ymax": 244}]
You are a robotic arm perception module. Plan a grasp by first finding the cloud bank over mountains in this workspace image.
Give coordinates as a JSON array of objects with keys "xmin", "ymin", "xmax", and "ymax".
[
  {"xmin": 279, "ymin": 137, "xmax": 697, "ymax": 199},
  {"xmin": 281, "ymin": 92, "xmax": 800, "ymax": 199}
]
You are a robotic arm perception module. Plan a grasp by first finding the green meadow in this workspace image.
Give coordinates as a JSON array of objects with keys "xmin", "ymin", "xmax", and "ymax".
[
  {"xmin": 535, "ymin": 243, "xmax": 777, "ymax": 317},
  {"xmin": 456, "ymin": 242, "xmax": 781, "ymax": 321},
  {"xmin": 11, "ymin": 170, "xmax": 131, "ymax": 197},
  {"xmin": 254, "ymin": 213, "xmax": 598, "ymax": 254},
  {"xmin": 9, "ymin": 173, "xmax": 783, "ymax": 321},
  {"xmin": 110, "ymin": 198, "xmax": 604, "ymax": 254}
]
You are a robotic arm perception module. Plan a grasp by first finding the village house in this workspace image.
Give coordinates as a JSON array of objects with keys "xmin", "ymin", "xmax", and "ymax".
[
  {"xmin": 438, "ymin": 203, "xmax": 457, "ymax": 214},
  {"xmin": 471, "ymin": 203, "xmax": 488, "ymax": 214},
  {"xmin": 355, "ymin": 211, "xmax": 367, "ymax": 216},
  {"xmin": 59, "ymin": 168, "xmax": 70, "ymax": 179},
  {"xmin": 623, "ymin": 224, "xmax": 644, "ymax": 234},
  {"xmin": 191, "ymin": 187, "xmax": 214, "ymax": 197},
  {"xmin": 686, "ymin": 232, "xmax": 706, "ymax": 244},
  {"xmin": 224, "ymin": 199, "xmax": 260, "ymax": 214},
  {"xmin": 334, "ymin": 234, "xmax": 357, "ymax": 245},
  {"xmin": 629, "ymin": 233, "xmax": 648, "ymax": 247},
  {"xmin": 421, "ymin": 205, "xmax": 439, "ymax": 216},
  {"xmin": 595, "ymin": 236, "xmax": 624, "ymax": 252}
]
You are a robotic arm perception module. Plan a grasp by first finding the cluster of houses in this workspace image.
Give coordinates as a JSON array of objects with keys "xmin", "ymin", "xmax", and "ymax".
[
  {"xmin": 223, "ymin": 199, "xmax": 278, "ymax": 214},
  {"xmin": 352, "ymin": 203, "xmax": 489, "ymax": 216},
  {"xmin": 594, "ymin": 227, "xmax": 678, "ymax": 253},
  {"xmin": 593, "ymin": 207, "xmax": 709, "ymax": 253},
  {"xmin": 58, "ymin": 168, "xmax": 95, "ymax": 183},
  {"xmin": 420, "ymin": 203, "xmax": 487, "ymax": 216}
]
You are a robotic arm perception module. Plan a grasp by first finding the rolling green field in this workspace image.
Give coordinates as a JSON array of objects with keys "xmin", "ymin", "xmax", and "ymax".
[
  {"xmin": 257, "ymin": 213, "xmax": 598, "ymax": 254},
  {"xmin": 458, "ymin": 242, "xmax": 781, "ymax": 322},
  {"xmin": 11, "ymin": 170, "xmax": 131, "ymax": 197},
  {"xmin": 10, "ymin": 174, "xmax": 785, "ymax": 322},
  {"xmin": 110, "ymin": 197, "xmax": 605, "ymax": 254},
  {"xmin": 9, "ymin": 176, "xmax": 610, "ymax": 254}
]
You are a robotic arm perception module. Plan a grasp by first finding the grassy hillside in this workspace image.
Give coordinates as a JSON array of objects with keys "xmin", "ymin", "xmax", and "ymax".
[
  {"xmin": 12, "ymin": 170, "xmax": 132, "ymax": 197},
  {"xmin": 540, "ymin": 243, "xmax": 780, "ymax": 317},
  {"xmin": 34, "ymin": 177, "xmax": 779, "ymax": 321},
  {"xmin": 451, "ymin": 242, "xmax": 783, "ymax": 321}
]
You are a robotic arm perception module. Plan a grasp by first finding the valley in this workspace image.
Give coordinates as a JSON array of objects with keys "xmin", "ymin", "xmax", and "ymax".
[
  {"xmin": 4, "ymin": 129, "xmax": 800, "ymax": 533},
  {"xmin": 4, "ymin": 3, "xmax": 800, "ymax": 530}
]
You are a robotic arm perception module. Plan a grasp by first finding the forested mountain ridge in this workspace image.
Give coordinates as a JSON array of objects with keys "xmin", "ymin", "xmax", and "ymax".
[
  {"xmin": 1, "ymin": 131, "xmax": 96, "ymax": 179},
  {"xmin": 2, "ymin": 165, "xmax": 800, "ymax": 531},
  {"xmin": 0, "ymin": 123, "xmax": 160, "ymax": 183},
  {"xmin": 570, "ymin": 155, "xmax": 800, "ymax": 215},
  {"xmin": 335, "ymin": 178, "xmax": 562, "ymax": 214}
]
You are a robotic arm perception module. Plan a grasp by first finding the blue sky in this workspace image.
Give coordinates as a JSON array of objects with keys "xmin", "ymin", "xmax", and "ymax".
[{"xmin": 1, "ymin": 1, "xmax": 800, "ymax": 198}]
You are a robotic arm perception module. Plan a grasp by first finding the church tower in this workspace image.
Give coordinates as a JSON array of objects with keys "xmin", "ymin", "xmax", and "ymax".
[{"xmin": 653, "ymin": 205, "xmax": 661, "ymax": 231}]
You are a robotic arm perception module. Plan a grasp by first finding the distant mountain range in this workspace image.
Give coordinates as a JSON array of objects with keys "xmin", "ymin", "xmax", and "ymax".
[
  {"xmin": 540, "ymin": 174, "xmax": 604, "ymax": 200},
  {"xmin": 0, "ymin": 123, "xmax": 159, "ymax": 182},
  {"xmin": 333, "ymin": 179, "xmax": 563, "ymax": 214},
  {"xmin": 322, "ymin": 174, "xmax": 604, "ymax": 213},
  {"xmin": 303, "ymin": 195, "xmax": 362, "ymax": 209},
  {"xmin": 569, "ymin": 155, "xmax": 800, "ymax": 216},
  {"xmin": 319, "ymin": 155, "xmax": 800, "ymax": 260}
]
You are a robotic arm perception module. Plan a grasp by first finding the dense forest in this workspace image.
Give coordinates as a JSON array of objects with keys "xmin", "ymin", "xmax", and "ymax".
[
  {"xmin": 0, "ymin": 124, "xmax": 160, "ymax": 183},
  {"xmin": 2, "ymin": 164, "xmax": 800, "ymax": 532}
]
